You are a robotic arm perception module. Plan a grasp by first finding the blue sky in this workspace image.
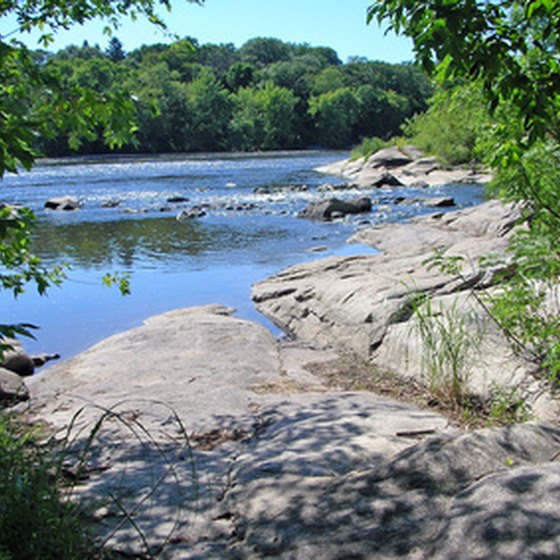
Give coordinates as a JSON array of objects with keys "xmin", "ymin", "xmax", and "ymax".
[{"xmin": 3, "ymin": 0, "xmax": 414, "ymax": 63}]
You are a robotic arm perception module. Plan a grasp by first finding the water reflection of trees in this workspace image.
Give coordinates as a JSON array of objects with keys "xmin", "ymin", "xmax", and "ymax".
[
  {"xmin": 32, "ymin": 217, "xmax": 215, "ymax": 269},
  {"xmin": 31, "ymin": 216, "xmax": 291, "ymax": 270}
]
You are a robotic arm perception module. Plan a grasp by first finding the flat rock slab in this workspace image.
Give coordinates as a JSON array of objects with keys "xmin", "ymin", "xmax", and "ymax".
[
  {"xmin": 252, "ymin": 200, "xmax": 559, "ymax": 419},
  {"xmin": 24, "ymin": 305, "xmax": 455, "ymax": 558}
]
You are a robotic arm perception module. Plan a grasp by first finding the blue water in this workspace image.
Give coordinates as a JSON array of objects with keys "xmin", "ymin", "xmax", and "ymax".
[{"xmin": 0, "ymin": 151, "xmax": 485, "ymax": 362}]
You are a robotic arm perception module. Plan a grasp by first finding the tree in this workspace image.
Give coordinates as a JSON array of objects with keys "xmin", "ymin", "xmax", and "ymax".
[
  {"xmin": 0, "ymin": 0, "xmax": 203, "ymax": 347},
  {"xmin": 368, "ymin": 0, "xmax": 560, "ymax": 380},
  {"xmin": 230, "ymin": 83, "xmax": 300, "ymax": 150},
  {"xmin": 240, "ymin": 37, "xmax": 292, "ymax": 65},
  {"xmin": 308, "ymin": 87, "xmax": 360, "ymax": 148},
  {"xmin": 106, "ymin": 37, "xmax": 126, "ymax": 63}
]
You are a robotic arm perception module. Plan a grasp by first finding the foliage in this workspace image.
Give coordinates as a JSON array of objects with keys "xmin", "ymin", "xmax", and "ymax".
[
  {"xmin": 370, "ymin": 0, "xmax": 560, "ymax": 385},
  {"xmin": 0, "ymin": 412, "xmax": 93, "ymax": 559},
  {"xmin": 411, "ymin": 294, "xmax": 485, "ymax": 408},
  {"xmin": 487, "ymin": 384, "xmax": 532, "ymax": 425},
  {"xmin": 350, "ymin": 136, "xmax": 389, "ymax": 160},
  {"xmin": 402, "ymin": 80, "xmax": 492, "ymax": 165},
  {"xmin": 23, "ymin": 36, "xmax": 431, "ymax": 155}
]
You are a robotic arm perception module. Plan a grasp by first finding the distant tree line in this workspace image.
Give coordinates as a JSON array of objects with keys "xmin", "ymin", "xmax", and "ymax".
[{"xmin": 34, "ymin": 36, "xmax": 431, "ymax": 155}]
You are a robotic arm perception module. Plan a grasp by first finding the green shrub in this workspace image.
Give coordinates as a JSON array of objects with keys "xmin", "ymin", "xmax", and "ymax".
[
  {"xmin": 0, "ymin": 413, "xmax": 93, "ymax": 560},
  {"xmin": 402, "ymin": 81, "xmax": 491, "ymax": 165},
  {"xmin": 350, "ymin": 136, "xmax": 389, "ymax": 160}
]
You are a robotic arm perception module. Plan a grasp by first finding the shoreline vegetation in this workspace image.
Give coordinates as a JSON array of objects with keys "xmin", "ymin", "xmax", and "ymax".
[
  {"xmin": 2, "ymin": 0, "xmax": 560, "ymax": 553},
  {"xmin": 3, "ymin": 147, "xmax": 560, "ymax": 557}
]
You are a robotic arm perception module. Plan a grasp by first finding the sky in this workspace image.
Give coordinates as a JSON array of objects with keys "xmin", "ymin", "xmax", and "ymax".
[{"xmin": 2, "ymin": 0, "xmax": 414, "ymax": 64}]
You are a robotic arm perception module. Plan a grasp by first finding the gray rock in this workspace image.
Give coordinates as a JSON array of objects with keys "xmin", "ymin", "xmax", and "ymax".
[
  {"xmin": 166, "ymin": 196, "xmax": 190, "ymax": 203},
  {"xmin": 0, "ymin": 367, "xmax": 29, "ymax": 404},
  {"xmin": 44, "ymin": 196, "xmax": 81, "ymax": 211},
  {"xmin": 315, "ymin": 145, "xmax": 492, "ymax": 188},
  {"xmin": 101, "ymin": 200, "xmax": 121, "ymax": 208},
  {"xmin": 23, "ymin": 304, "xmax": 560, "ymax": 558},
  {"xmin": 1, "ymin": 340, "xmax": 34, "ymax": 376},
  {"xmin": 176, "ymin": 208, "xmax": 206, "ymax": 220},
  {"xmin": 298, "ymin": 197, "xmax": 372, "ymax": 221},
  {"xmin": 366, "ymin": 146, "xmax": 413, "ymax": 169},
  {"xmin": 424, "ymin": 196, "xmax": 456, "ymax": 208},
  {"xmin": 253, "ymin": 200, "xmax": 557, "ymax": 419}
]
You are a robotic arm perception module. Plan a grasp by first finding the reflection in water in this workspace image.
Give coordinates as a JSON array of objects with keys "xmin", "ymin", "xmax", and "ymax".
[{"xmin": 32, "ymin": 216, "xmax": 296, "ymax": 271}]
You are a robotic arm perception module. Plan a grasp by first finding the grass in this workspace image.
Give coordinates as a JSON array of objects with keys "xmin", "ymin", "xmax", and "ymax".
[
  {"xmin": 0, "ymin": 399, "xmax": 198, "ymax": 560},
  {"xmin": 0, "ymin": 412, "xmax": 94, "ymax": 560}
]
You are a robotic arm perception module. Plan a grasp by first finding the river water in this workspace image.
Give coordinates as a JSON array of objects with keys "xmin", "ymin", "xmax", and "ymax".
[{"xmin": 0, "ymin": 151, "xmax": 485, "ymax": 362}]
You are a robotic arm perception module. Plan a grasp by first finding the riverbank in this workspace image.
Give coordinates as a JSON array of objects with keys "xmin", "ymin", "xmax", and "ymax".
[{"xmin": 6, "ymin": 149, "xmax": 560, "ymax": 557}]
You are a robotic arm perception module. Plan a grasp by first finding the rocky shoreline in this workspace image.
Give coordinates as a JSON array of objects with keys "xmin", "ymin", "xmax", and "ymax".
[{"xmin": 4, "ymin": 150, "xmax": 560, "ymax": 558}]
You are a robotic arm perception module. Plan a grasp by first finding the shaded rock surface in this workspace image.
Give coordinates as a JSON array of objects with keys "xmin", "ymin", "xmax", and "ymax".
[
  {"xmin": 0, "ymin": 367, "xmax": 29, "ymax": 404},
  {"xmin": 21, "ymin": 305, "xmax": 560, "ymax": 558},
  {"xmin": 252, "ymin": 200, "xmax": 558, "ymax": 420},
  {"xmin": 316, "ymin": 145, "xmax": 492, "ymax": 188}
]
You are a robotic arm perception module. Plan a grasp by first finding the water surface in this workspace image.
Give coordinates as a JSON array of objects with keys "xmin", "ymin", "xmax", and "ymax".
[{"xmin": 0, "ymin": 151, "xmax": 485, "ymax": 362}]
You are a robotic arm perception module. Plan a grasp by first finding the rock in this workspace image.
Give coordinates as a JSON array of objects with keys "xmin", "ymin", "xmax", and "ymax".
[
  {"xmin": 25, "ymin": 305, "xmax": 454, "ymax": 557},
  {"xmin": 176, "ymin": 208, "xmax": 206, "ymax": 221},
  {"xmin": 0, "ymin": 367, "xmax": 29, "ymax": 405},
  {"xmin": 23, "ymin": 304, "xmax": 560, "ymax": 557},
  {"xmin": 424, "ymin": 196, "xmax": 456, "ymax": 208},
  {"xmin": 166, "ymin": 196, "xmax": 190, "ymax": 203},
  {"xmin": 44, "ymin": 196, "xmax": 81, "ymax": 211},
  {"xmin": 230, "ymin": 422, "xmax": 560, "ymax": 559},
  {"xmin": 253, "ymin": 200, "xmax": 557, "ymax": 419},
  {"xmin": 366, "ymin": 146, "xmax": 413, "ymax": 169},
  {"xmin": 253, "ymin": 186, "xmax": 274, "ymax": 194},
  {"xmin": 1, "ymin": 340, "xmax": 34, "ymax": 376},
  {"xmin": 31, "ymin": 353, "xmax": 60, "ymax": 367},
  {"xmin": 315, "ymin": 145, "xmax": 493, "ymax": 188},
  {"xmin": 101, "ymin": 200, "xmax": 121, "ymax": 208},
  {"xmin": 298, "ymin": 197, "xmax": 372, "ymax": 221}
]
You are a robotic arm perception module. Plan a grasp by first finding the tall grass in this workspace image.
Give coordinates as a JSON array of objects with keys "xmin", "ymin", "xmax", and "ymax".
[
  {"xmin": 0, "ymin": 412, "xmax": 94, "ymax": 559},
  {"xmin": 411, "ymin": 295, "xmax": 485, "ymax": 407}
]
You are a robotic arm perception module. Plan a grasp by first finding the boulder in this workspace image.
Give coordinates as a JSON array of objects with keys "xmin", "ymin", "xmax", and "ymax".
[
  {"xmin": 44, "ymin": 196, "xmax": 81, "ymax": 211},
  {"xmin": 366, "ymin": 146, "xmax": 413, "ymax": 169},
  {"xmin": 101, "ymin": 200, "xmax": 121, "ymax": 208},
  {"xmin": 298, "ymin": 197, "xmax": 372, "ymax": 221},
  {"xmin": 315, "ymin": 146, "xmax": 493, "ymax": 188},
  {"xmin": 0, "ymin": 367, "xmax": 29, "ymax": 405},
  {"xmin": 423, "ymin": 196, "xmax": 456, "ymax": 208},
  {"xmin": 1, "ymin": 340, "xmax": 34, "ymax": 376}
]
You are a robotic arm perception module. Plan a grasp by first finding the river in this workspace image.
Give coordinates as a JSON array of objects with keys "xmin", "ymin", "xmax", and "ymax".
[{"xmin": 0, "ymin": 151, "xmax": 485, "ymax": 362}]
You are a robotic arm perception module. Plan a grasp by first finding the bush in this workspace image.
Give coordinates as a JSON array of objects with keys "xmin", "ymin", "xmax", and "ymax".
[
  {"xmin": 0, "ymin": 413, "xmax": 93, "ymax": 559},
  {"xmin": 350, "ymin": 136, "xmax": 389, "ymax": 160}
]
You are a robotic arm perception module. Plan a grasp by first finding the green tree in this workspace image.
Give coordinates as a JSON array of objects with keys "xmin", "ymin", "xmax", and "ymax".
[
  {"xmin": 369, "ymin": 0, "xmax": 560, "ymax": 381},
  {"xmin": 230, "ymin": 83, "xmax": 300, "ymax": 150},
  {"xmin": 240, "ymin": 37, "xmax": 292, "ymax": 65},
  {"xmin": 106, "ymin": 37, "xmax": 126, "ymax": 63},
  {"xmin": 308, "ymin": 87, "xmax": 360, "ymax": 148},
  {"xmin": 186, "ymin": 71, "xmax": 232, "ymax": 151},
  {"xmin": 225, "ymin": 61, "xmax": 256, "ymax": 92},
  {"xmin": 0, "ymin": 0, "xmax": 203, "ymax": 344}
]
